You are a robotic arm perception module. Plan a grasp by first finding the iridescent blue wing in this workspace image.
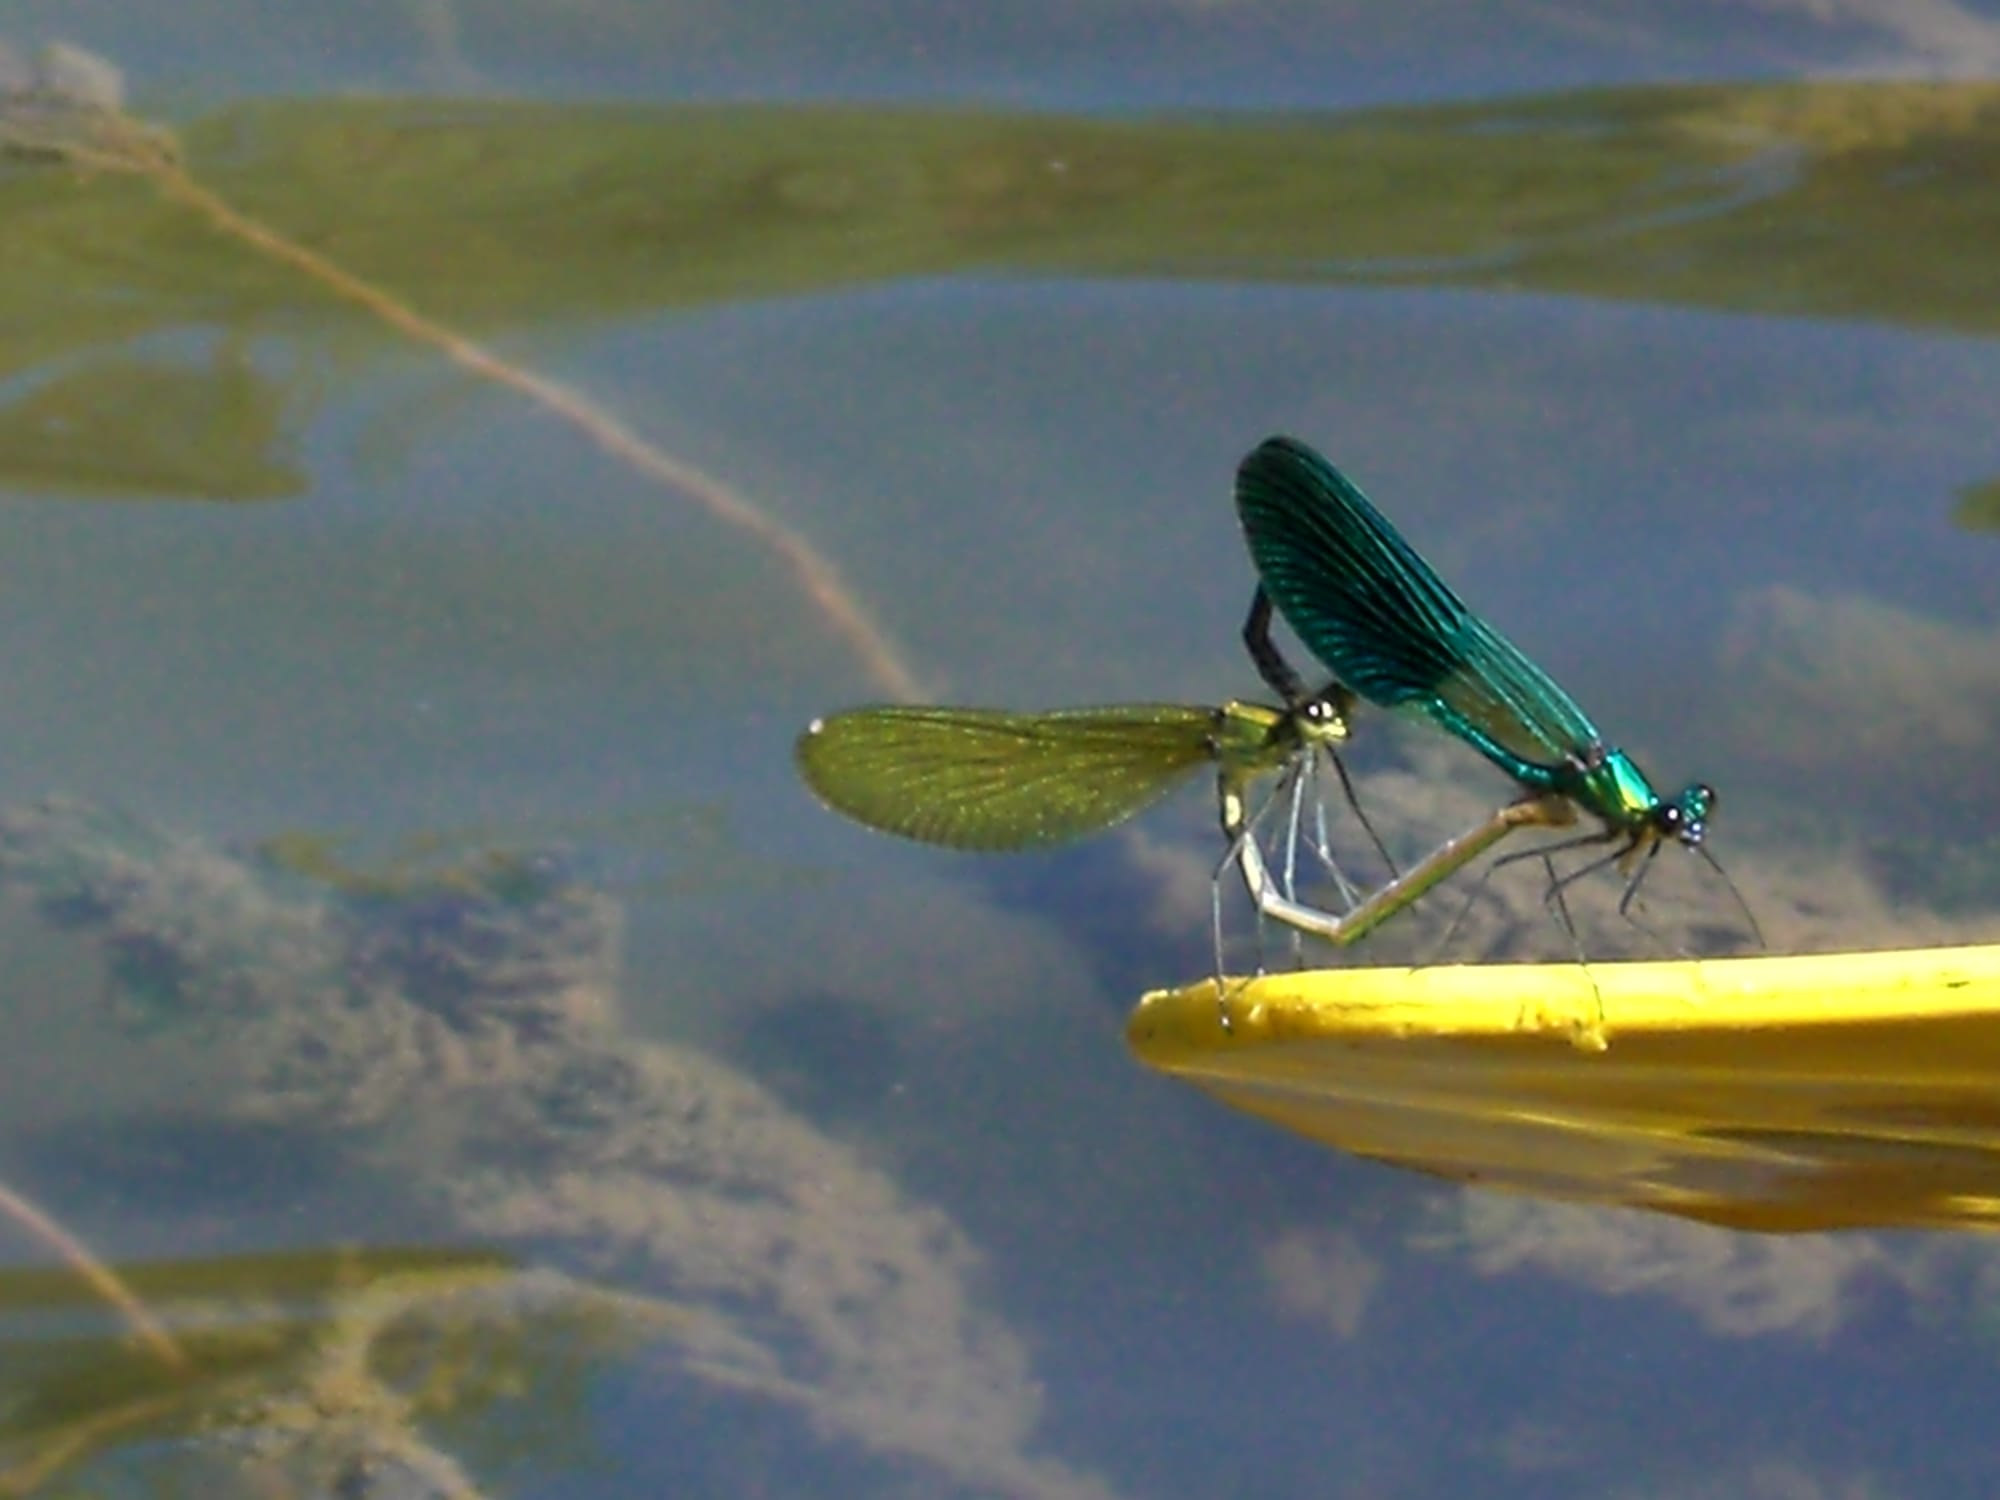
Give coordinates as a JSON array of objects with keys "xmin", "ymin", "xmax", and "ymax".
[{"xmin": 1235, "ymin": 436, "xmax": 1602, "ymax": 787}]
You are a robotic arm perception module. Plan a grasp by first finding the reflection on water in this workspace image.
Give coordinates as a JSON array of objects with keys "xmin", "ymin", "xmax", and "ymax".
[
  {"xmin": 0, "ymin": 798, "xmax": 1109, "ymax": 1497},
  {"xmin": 1, "ymin": 17, "xmax": 1999, "ymax": 1500},
  {"xmin": 0, "ymin": 1246, "xmax": 659, "ymax": 1499},
  {"xmin": 1955, "ymin": 475, "xmax": 2000, "ymax": 532},
  {"xmin": 0, "ymin": 341, "xmax": 303, "ymax": 503}
]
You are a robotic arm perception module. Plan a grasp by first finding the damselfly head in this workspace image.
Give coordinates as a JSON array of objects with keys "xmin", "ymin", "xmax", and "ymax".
[
  {"xmin": 1654, "ymin": 783, "xmax": 1715, "ymax": 848},
  {"xmin": 1295, "ymin": 694, "xmax": 1349, "ymax": 743}
]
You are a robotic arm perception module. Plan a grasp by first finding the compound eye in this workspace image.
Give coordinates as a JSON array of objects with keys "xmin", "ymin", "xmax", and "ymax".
[
  {"xmin": 1674, "ymin": 803, "xmax": 1712, "ymax": 846},
  {"xmin": 1654, "ymin": 802, "xmax": 1702, "ymax": 846}
]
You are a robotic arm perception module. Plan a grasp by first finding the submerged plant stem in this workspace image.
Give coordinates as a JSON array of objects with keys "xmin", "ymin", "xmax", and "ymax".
[
  {"xmin": 0, "ymin": 1180, "xmax": 187, "ymax": 1372},
  {"xmin": 12, "ymin": 105, "xmax": 925, "ymax": 701},
  {"xmin": 154, "ymin": 162, "xmax": 923, "ymax": 698}
]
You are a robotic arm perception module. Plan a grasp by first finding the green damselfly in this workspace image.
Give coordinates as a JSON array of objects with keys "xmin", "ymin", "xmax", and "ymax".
[
  {"xmin": 795, "ymin": 624, "xmax": 1393, "ymax": 967},
  {"xmin": 1234, "ymin": 434, "xmax": 1759, "ymax": 947}
]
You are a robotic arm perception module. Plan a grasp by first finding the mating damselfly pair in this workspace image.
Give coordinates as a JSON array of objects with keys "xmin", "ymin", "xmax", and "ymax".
[{"xmin": 796, "ymin": 435, "xmax": 1759, "ymax": 993}]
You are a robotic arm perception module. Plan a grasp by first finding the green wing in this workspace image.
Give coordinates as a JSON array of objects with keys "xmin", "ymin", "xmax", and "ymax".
[{"xmin": 795, "ymin": 704, "xmax": 1224, "ymax": 851}]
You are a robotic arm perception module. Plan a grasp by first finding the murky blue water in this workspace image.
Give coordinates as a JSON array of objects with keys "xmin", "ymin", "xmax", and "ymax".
[{"xmin": 3, "ymin": 5, "xmax": 2000, "ymax": 1497}]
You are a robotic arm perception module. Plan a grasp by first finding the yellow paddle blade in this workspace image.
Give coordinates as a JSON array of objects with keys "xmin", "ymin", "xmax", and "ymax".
[{"xmin": 1128, "ymin": 945, "xmax": 2000, "ymax": 1234}]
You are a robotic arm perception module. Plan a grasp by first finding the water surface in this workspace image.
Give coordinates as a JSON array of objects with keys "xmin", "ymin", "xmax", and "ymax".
[{"xmin": 3, "ymin": 5, "xmax": 2000, "ymax": 1496}]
